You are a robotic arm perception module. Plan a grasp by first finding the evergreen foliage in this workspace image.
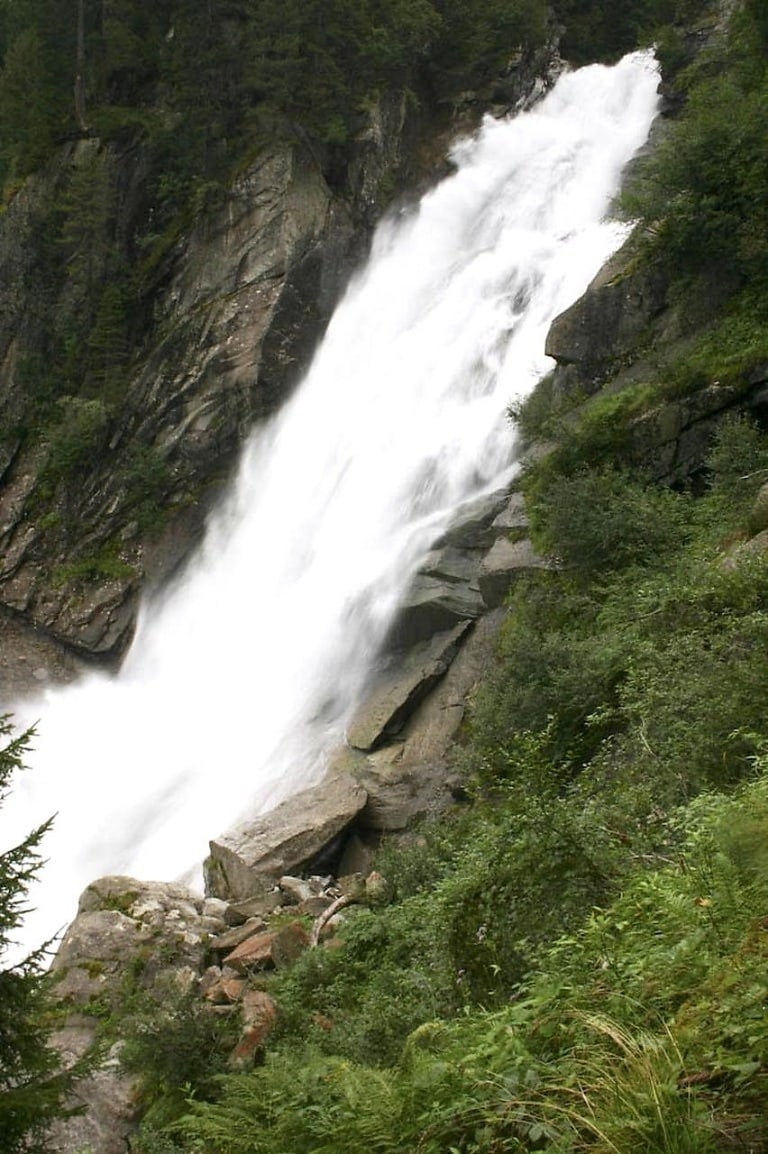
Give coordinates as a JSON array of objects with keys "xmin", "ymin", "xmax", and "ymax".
[{"xmin": 0, "ymin": 718, "xmax": 76, "ymax": 1153}]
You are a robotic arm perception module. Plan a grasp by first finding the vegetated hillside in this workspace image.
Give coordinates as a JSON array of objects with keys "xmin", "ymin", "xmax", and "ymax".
[
  {"xmin": 118, "ymin": 3, "xmax": 766, "ymax": 1152},
  {"xmin": 3, "ymin": 0, "xmax": 768, "ymax": 1152}
]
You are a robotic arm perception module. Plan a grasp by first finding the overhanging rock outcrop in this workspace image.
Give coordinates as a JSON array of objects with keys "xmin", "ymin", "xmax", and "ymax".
[{"xmin": 204, "ymin": 772, "xmax": 368, "ymax": 902}]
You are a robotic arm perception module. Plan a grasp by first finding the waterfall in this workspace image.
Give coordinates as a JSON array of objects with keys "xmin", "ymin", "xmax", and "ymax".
[{"xmin": 1, "ymin": 51, "xmax": 659, "ymax": 958}]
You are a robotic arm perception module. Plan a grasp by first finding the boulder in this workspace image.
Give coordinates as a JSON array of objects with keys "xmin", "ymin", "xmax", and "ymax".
[
  {"xmin": 356, "ymin": 744, "xmax": 410, "ymax": 830},
  {"xmin": 298, "ymin": 895, "xmax": 333, "ymax": 917},
  {"xmin": 76, "ymin": 875, "xmax": 203, "ymax": 920},
  {"xmin": 222, "ymin": 931, "xmax": 277, "ymax": 972},
  {"xmin": 53, "ymin": 877, "xmax": 217, "ymax": 999},
  {"xmin": 204, "ymin": 772, "xmax": 368, "ymax": 902},
  {"xmin": 224, "ymin": 891, "xmax": 284, "ymax": 925},
  {"xmin": 279, "ymin": 875, "xmax": 313, "ymax": 904},
  {"xmin": 478, "ymin": 537, "xmax": 551, "ymax": 608},
  {"xmin": 358, "ymin": 609, "xmax": 507, "ymax": 829},
  {"xmin": 419, "ymin": 545, "xmax": 484, "ymax": 586},
  {"xmin": 346, "ymin": 622, "xmax": 472, "ymax": 751},
  {"xmin": 242, "ymin": 988, "xmax": 279, "ymax": 1030},
  {"xmin": 46, "ymin": 1031, "xmax": 138, "ymax": 1154},
  {"xmin": 209, "ymin": 919, "xmax": 268, "ymax": 953},
  {"xmin": 545, "ymin": 242, "xmax": 668, "ymax": 381},
  {"xmin": 203, "ymin": 972, "xmax": 246, "ymax": 1005},
  {"xmin": 432, "ymin": 489, "xmax": 510, "ymax": 549},
  {"xmin": 492, "ymin": 491, "xmax": 529, "ymax": 534},
  {"xmin": 229, "ymin": 990, "xmax": 278, "ymax": 1067},
  {"xmin": 52, "ymin": 910, "xmax": 142, "ymax": 976},
  {"xmin": 223, "ymin": 920, "xmax": 309, "ymax": 972},
  {"xmin": 271, "ymin": 921, "xmax": 311, "ymax": 968},
  {"xmin": 202, "ymin": 897, "xmax": 230, "ymax": 921},
  {"xmin": 387, "ymin": 573, "xmax": 484, "ymax": 649},
  {"xmin": 48, "ymin": 876, "xmax": 218, "ymax": 1154}
]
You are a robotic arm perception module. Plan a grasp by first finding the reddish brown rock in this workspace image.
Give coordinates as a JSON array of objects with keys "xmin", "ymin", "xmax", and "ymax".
[
  {"xmin": 229, "ymin": 990, "xmax": 278, "ymax": 1067},
  {"xmin": 271, "ymin": 921, "xmax": 310, "ymax": 968},
  {"xmin": 241, "ymin": 989, "xmax": 278, "ymax": 1030},
  {"xmin": 204, "ymin": 975, "xmax": 246, "ymax": 1005},
  {"xmin": 224, "ymin": 931, "xmax": 277, "ymax": 972}
]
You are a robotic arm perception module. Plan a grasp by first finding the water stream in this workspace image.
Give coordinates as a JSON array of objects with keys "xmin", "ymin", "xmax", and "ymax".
[{"xmin": 1, "ymin": 51, "xmax": 660, "ymax": 958}]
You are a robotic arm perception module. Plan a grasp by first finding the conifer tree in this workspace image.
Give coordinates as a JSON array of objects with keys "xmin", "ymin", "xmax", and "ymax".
[{"xmin": 0, "ymin": 717, "xmax": 73, "ymax": 1154}]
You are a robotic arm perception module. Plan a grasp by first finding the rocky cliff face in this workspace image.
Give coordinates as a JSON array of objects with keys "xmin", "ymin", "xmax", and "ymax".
[
  {"xmin": 0, "ymin": 44, "xmax": 563, "ymax": 700},
  {"xmin": 0, "ymin": 139, "xmax": 357, "ymax": 682},
  {"xmin": 542, "ymin": 234, "xmax": 768, "ymax": 482}
]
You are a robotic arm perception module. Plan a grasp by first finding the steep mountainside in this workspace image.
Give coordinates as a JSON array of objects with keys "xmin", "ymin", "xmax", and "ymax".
[
  {"xmin": 0, "ymin": 1, "xmax": 568, "ymax": 693},
  {"xmin": 6, "ymin": 2, "xmax": 768, "ymax": 1153}
]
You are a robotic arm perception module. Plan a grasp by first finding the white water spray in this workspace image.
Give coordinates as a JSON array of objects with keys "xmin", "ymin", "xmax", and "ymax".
[{"xmin": 1, "ymin": 52, "xmax": 659, "ymax": 958}]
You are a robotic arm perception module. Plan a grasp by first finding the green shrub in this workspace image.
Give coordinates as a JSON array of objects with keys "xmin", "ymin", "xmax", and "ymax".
[
  {"xmin": 529, "ymin": 466, "xmax": 689, "ymax": 576},
  {"xmin": 53, "ymin": 543, "xmax": 136, "ymax": 586},
  {"xmin": 118, "ymin": 974, "xmax": 240, "ymax": 1134},
  {"xmin": 43, "ymin": 396, "xmax": 110, "ymax": 481},
  {"xmin": 625, "ymin": 7, "xmax": 768, "ymax": 298}
]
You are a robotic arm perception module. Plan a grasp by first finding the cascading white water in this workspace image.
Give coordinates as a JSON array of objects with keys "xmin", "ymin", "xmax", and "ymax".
[{"xmin": 1, "ymin": 51, "xmax": 659, "ymax": 959}]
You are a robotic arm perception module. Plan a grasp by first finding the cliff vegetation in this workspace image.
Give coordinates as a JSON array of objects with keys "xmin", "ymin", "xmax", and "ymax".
[{"xmin": 3, "ymin": 0, "xmax": 768, "ymax": 1152}]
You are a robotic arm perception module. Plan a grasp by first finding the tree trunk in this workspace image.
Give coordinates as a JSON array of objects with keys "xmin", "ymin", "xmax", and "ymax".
[{"xmin": 75, "ymin": 0, "xmax": 89, "ymax": 133}]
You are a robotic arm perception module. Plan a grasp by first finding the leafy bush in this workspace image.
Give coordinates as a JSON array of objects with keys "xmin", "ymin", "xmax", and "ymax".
[
  {"xmin": 175, "ymin": 771, "xmax": 768, "ymax": 1152},
  {"xmin": 118, "ymin": 974, "xmax": 240, "ymax": 1137},
  {"xmin": 625, "ymin": 3, "xmax": 768, "ymax": 297},
  {"xmin": 530, "ymin": 466, "xmax": 690, "ymax": 576},
  {"xmin": 43, "ymin": 396, "xmax": 110, "ymax": 480},
  {"xmin": 553, "ymin": 0, "xmax": 679, "ymax": 63}
]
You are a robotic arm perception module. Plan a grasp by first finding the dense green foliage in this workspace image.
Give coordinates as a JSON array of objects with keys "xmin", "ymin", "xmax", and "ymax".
[
  {"xmin": 0, "ymin": 719, "xmax": 78, "ymax": 1153},
  {"xmin": 553, "ymin": 0, "xmax": 679, "ymax": 62},
  {"xmin": 170, "ymin": 765, "xmax": 768, "ymax": 1153},
  {"xmin": 626, "ymin": 0, "xmax": 768, "ymax": 297},
  {"xmin": 146, "ymin": 414, "xmax": 768, "ymax": 1153},
  {"xmin": 0, "ymin": 0, "xmax": 554, "ymax": 188},
  {"xmin": 6, "ymin": 1, "xmax": 768, "ymax": 1150},
  {"xmin": 0, "ymin": 0, "xmax": 691, "ymax": 193},
  {"xmin": 115, "ymin": 4, "xmax": 768, "ymax": 1126}
]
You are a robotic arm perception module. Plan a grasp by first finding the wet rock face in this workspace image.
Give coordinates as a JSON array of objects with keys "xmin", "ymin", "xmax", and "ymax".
[
  {"xmin": 544, "ymin": 241, "xmax": 670, "ymax": 393},
  {"xmin": 0, "ymin": 142, "xmax": 357, "ymax": 665},
  {"xmin": 346, "ymin": 622, "xmax": 473, "ymax": 752},
  {"xmin": 202, "ymin": 484, "xmax": 549, "ymax": 887}
]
